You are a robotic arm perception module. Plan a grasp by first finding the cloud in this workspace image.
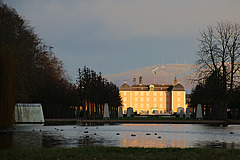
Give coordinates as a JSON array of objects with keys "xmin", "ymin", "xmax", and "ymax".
[
  {"xmin": 74, "ymin": 0, "xmax": 240, "ymax": 39},
  {"xmin": 5, "ymin": 0, "xmax": 240, "ymax": 79},
  {"xmin": 9, "ymin": 0, "xmax": 240, "ymax": 41}
]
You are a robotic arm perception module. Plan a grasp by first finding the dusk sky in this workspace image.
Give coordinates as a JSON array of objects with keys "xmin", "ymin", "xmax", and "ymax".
[{"xmin": 4, "ymin": 0, "xmax": 240, "ymax": 81}]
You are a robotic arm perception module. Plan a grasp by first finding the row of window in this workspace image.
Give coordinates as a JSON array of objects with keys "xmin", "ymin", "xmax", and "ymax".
[
  {"xmin": 122, "ymin": 103, "xmax": 164, "ymax": 108},
  {"xmin": 123, "ymin": 91, "xmax": 182, "ymax": 96},
  {"xmin": 123, "ymin": 97, "xmax": 165, "ymax": 102},
  {"xmin": 122, "ymin": 103, "xmax": 182, "ymax": 109},
  {"xmin": 123, "ymin": 91, "xmax": 165, "ymax": 96}
]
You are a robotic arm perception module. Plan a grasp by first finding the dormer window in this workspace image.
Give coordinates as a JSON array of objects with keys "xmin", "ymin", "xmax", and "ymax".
[{"xmin": 149, "ymin": 85, "xmax": 154, "ymax": 91}]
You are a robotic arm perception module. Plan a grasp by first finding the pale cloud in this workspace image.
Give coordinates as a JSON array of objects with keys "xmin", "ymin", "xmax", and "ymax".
[
  {"xmin": 4, "ymin": 0, "xmax": 240, "ymax": 79},
  {"xmin": 15, "ymin": 0, "xmax": 240, "ymax": 40},
  {"xmin": 71, "ymin": 0, "xmax": 240, "ymax": 39}
]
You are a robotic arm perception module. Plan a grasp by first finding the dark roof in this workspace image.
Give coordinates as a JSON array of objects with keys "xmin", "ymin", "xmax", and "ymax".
[
  {"xmin": 120, "ymin": 82, "xmax": 185, "ymax": 92},
  {"xmin": 120, "ymin": 82, "xmax": 131, "ymax": 91},
  {"xmin": 172, "ymin": 83, "xmax": 185, "ymax": 91},
  {"xmin": 131, "ymin": 84, "xmax": 149, "ymax": 91},
  {"xmin": 153, "ymin": 84, "xmax": 172, "ymax": 91}
]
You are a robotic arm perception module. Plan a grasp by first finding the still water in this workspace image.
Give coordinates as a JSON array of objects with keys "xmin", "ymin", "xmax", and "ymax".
[{"xmin": 1, "ymin": 124, "xmax": 240, "ymax": 149}]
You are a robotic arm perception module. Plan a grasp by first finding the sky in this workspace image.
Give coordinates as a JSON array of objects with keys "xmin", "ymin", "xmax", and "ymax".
[{"xmin": 4, "ymin": 0, "xmax": 240, "ymax": 81}]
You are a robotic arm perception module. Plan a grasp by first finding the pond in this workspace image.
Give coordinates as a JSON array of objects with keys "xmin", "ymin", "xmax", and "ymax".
[{"xmin": 1, "ymin": 124, "xmax": 240, "ymax": 149}]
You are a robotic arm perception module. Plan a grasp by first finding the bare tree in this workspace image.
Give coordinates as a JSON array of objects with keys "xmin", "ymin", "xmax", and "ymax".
[
  {"xmin": 195, "ymin": 21, "xmax": 240, "ymax": 120},
  {"xmin": 197, "ymin": 22, "xmax": 240, "ymax": 92}
]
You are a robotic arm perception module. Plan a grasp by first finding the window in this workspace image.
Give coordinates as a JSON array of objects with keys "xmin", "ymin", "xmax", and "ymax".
[
  {"xmin": 160, "ymin": 97, "xmax": 163, "ymax": 102},
  {"xmin": 141, "ymin": 97, "xmax": 144, "ymax": 102},
  {"xmin": 146, "ymin": 97, "xmax": 149, "ymax": 102},
  {"xmin": 177, "ymin": 92, "xmax": 180, "ymax": 96},
  {"xmin": 154, "ymin": 92, "xmax": 157, "ymax": 96},
  {"xmin": 141, "ymin": 103, "xmax": 144, "ymax": 108},
  {"xmin": 123, "ymin": 103, "xmax": 126, "ymax": 108},
  {"xmin": 135, "ymin": 97, "xmax": 138, "ymax": 102},
  {"xmin": 135, "ymin": 92, "xmax": 138, "ymax": 96},
  {"xmin": 160, "ymin": 92, "xmax": 163, "ymax": 96},
  {"xmin": 123, "ymin": 97, "xmax": 127, "ymax": 102},
  {"xmin": 135, "ymin": 104, "xmax": 138, "ymax": 108},
  {"xmin": 154, "ymin": 97, "xmax": 157, "ymax": 102},
  {"xmin": 124, "ymin": 92, "xmax": 127, "ymax": 96},
  {"xmin": 146, "ymin": 92, "xmax": 149, "ymax": 96},
  {"xmin": 146, "ymin": 104, "xmax": 149, "ymax": 108},
  {"xmin": 141, "ymin": 92, "xmax": 144, "ymax": 96},
  {"xmin": 160, "ymin": 104, "xmax": 163, "ymax": 108},
  {"xmin": 177, "ymin": 97, "xmax": 180, "ymax": 102}
]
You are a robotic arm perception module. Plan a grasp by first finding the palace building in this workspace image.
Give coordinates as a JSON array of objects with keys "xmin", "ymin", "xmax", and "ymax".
[{"xmin": 119, "ymin": 76, "xmax": 186, "ymax": 115}]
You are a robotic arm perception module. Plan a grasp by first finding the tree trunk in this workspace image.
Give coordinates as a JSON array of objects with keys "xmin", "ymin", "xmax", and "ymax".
[
  {"xmin": 0, "ymin": 47, "xmax": 16, "ymax": 128},
  {"xmin": 87, "ymin": 101, "xmax": 90, "ymax": 119},
  {"xmin": 83, "ymin": 99, "xmax": 86, "ymax": 119},
  {"xmin": 96, "ymin": 103, "xmax": 99, "ymax": 119},
  {"xmin": 100, "ymin": 104, "xmax": 103, "ymax": 119}
]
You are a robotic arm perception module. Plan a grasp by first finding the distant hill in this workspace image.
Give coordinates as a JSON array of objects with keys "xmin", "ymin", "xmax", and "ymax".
[{"xmin": 104, "ymin": 64, "xmax": 198, "ymax": 93}]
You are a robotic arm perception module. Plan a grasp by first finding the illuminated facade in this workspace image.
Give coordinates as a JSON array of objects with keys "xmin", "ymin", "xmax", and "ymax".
[{"xmin": 119, "ymin": 76, "xmax": 186, "ymax": 114}]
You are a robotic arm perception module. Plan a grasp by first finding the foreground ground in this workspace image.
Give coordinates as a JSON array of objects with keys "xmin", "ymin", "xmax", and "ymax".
[{"xmin": 1, "ymin": 146, "xmax": 240, "ymax": 160}]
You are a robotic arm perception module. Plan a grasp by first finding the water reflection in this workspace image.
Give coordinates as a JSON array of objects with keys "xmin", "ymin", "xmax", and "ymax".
[
  {"xmin": 118, "ymin": 124, "xmax": 240, "ymax": 148},
  {"xmin": 0, "ymin": 124, "xmax": 240, "ymax": 149},
  {"xmin": 120, "ymin": 124, "xmax": 187, "ymax": 148}
]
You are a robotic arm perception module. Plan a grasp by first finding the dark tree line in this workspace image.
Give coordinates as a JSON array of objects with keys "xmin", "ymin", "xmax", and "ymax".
[
  {"xmin": 75, "ymin": 66, "xmax": 122, "ymax": 119},
  {"xmin": 0, "ymin": 3, "xmax": 122, "ymax": 127},
  {"xmin": 191, "ymin": 21, "xmax": 240, "ymax": 120},
  {"xmin": 0, "ymin": 3, "xmax": 77, "ymax": 127}
]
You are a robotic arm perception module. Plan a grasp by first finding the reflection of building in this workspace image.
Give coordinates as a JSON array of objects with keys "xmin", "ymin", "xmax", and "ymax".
[
  {"xmin": 120, "ymin": 124, "xmax": 186, "ymax": 148},
  {"xmin": 119, "ymin": 76, "xmax": 186, "ymax": 114}
]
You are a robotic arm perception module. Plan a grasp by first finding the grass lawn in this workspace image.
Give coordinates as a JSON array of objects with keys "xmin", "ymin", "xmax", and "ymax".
[{"xmin": 1, "ymin": 146, "xmax": 240, "ymax": 160}]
